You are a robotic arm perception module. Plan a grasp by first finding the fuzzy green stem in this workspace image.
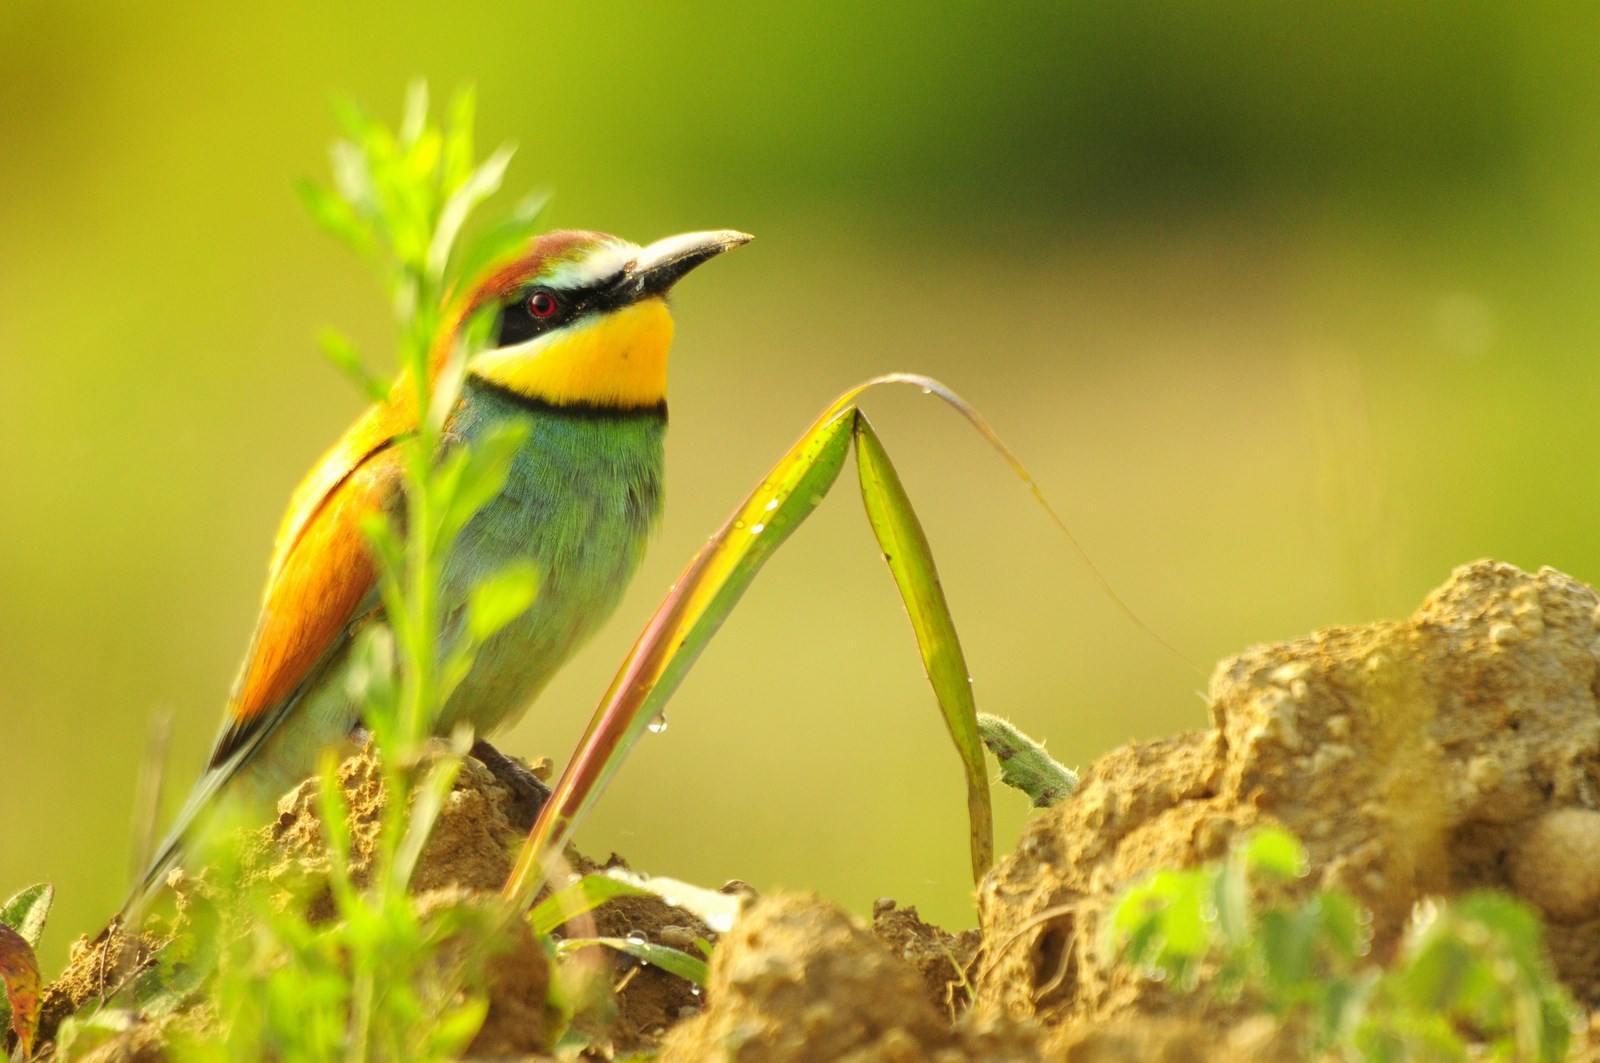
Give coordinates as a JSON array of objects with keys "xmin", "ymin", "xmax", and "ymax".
[{"xmin": 977, "ymin": 713, "xmax": 1078, "ymax": 808}]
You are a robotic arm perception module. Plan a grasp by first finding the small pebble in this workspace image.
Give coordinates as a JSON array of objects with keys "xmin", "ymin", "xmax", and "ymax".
[{"xmin": 1511, "ymin": 808, "xmax": 1600, "ymax": 922}]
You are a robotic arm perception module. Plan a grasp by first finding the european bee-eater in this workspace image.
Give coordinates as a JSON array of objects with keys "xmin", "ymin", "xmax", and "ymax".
[{"xmin": 129, "ymin": 228, "xmax": 751, "ymax": 909}]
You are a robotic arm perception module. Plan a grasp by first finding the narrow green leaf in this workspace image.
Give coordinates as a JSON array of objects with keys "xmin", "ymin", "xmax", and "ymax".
[
  {"xmin": 528, "ymin": 875, "xmax": 653, "ymax": 936},
  {"xmin": 450, "ymin": 191, "xmax": 550, "ymax": 291},
  {"xmin": 442, "ymin": 86, "xmax": 478, "ymax": 194},
  {"xmin": 298, "ymin": 181, "xmax": 374, "ymax": 257},
  {"xmin": 854, "ymin": 414, "xmax": 993, "ymax": 881},
  {"xmin": 555, "ymin": 937, "xmax": 709, "ymax": 987},
  {"xmin": 329, "ymin": 140, "xmax": 376, "ymax": 219},
  {"xmin": 467, "ymin": 561, "xmax": 540, "ymax": 644},
  {"xmin": 0, "ymin": 922, "xmax": 40, "ymax": 1058},
  {"xmin": 0, "ymin": 885, "xmax": 53, "ymax": 949},
  {"xmin": 503, "ymin": 407, "xmax": 855, "ymax": 909},
  {"xmin": 436, "ymin": 420, "xmax": 530, "ymax": 545},
  {"xmin": 427, "ymin": 144, "xmax": 515, "ymax": 284},
  {"xmin": 315, "ymin": 750, "xmax": 357, "ymax": 909},
  {"xmin": 398, "ymin": 79, "xmax": 429, "ymax": 147},
  {"xmin": 599, "ymin": 868, "xmax": 745, "ymax": 934},
  {"xmin": 329, "ymin": 96, "xmax": 376, "ymax": 146},
  {"xmin": 316, "ymin": 328, "xmax": 390, "ymax": 402}
]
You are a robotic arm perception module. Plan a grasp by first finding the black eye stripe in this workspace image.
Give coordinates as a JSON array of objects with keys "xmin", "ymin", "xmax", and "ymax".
[{"xmin": 491, "ymin": 270, "xmax": 642, "ymax": 348}]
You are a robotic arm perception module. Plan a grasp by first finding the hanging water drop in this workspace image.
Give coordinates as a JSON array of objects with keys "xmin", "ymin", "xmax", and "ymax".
[{"xmin": 648, "ymin": 712, "xmax": 669, "ymax": 734}]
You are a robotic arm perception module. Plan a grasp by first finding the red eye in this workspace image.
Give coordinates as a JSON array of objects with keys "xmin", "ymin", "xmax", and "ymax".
[{"xmin": 528, "ymin": 290, "xmax": 559, "ymax": 318}]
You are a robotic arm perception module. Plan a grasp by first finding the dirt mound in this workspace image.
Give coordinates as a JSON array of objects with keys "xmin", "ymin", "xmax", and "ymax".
[
  {"xmin": 37, "ymin": 560, "xmax": 1600, "ymax": 1060},
  {"xmin": 975, "ymin": 559, "xmax": 1600, "ymax": 1057}
]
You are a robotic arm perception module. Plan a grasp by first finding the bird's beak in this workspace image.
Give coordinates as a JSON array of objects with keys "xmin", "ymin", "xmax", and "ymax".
[{"xmin": 628, "ymin": 230, "xmax": 753, "ymax": 298}]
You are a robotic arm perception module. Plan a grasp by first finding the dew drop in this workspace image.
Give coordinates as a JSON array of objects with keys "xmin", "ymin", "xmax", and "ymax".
[
  {"xmin": 648, "ymin": 713, "xmax": 669, "ymax": 734},
  {"xmin": 626, "ymin": 930, "xmax": 648, "ymax": 945},
  {"xmin": 733, "ymin": 519, "xmax": 746, "ymax": 530},
  {"xmin": 749, "ymin": 523, "xmax": 765, "ymax": 535},
  {"xmin": 919, "ymin": 386, "xmax": 932, "ymax": 395},
  {"xmin": 689, "ymin": 985, "xmax": 703, "ymax": 997},
  {"xmin": 764, "ymin": 499, "xmax": 779, "ymax": 512}
]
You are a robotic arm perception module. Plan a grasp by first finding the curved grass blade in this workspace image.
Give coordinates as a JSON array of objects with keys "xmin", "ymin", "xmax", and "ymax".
[
  {"xmin": 853, "ymin": 414, "xmax": 993, "ymax": 882},
  {"xmin": 505, "ymin": 373, "xmax": 1186, "ymax": 909},
  {"xmin": 554, "ymin": 938, "xmax": 709, "ymax": 987},
  {"xmin": 503, "ymin": 406, "xmax": 857, "ymax": 908},
  {"xmin": 529, "ymin": 875, "xmax": 652, "ymax": 937}
]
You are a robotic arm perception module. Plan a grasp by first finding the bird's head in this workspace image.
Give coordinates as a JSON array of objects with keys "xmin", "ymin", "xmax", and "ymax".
[{"xmin": 457, "ymin": 229, "xmax": 751, "ymax": 411}]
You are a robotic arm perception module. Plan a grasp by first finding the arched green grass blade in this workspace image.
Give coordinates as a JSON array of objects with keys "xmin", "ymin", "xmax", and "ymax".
[
  {"xmin": 854, "ymin": 414, "xmax": 993, "ymax": 881},
  {"xmin": 503, "ymin": 406, "xmax": 857, "ymax": 908}
]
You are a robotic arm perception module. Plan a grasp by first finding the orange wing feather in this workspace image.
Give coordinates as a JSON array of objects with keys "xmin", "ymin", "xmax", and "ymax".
[{"xmin": 209, "ymin": 397, "xmax": 411, "ymax": 769}]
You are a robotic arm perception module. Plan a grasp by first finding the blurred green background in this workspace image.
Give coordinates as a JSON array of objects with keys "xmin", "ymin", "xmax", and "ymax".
[{"xmin": 4, "ymin": 2, "xmax": 1600, "ymax": 969}]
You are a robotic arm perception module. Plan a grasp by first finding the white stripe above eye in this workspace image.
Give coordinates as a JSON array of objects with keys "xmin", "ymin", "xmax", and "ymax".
[{"xmin": 541, "ymin": 239, "xmax": 640, "ymax": 291}]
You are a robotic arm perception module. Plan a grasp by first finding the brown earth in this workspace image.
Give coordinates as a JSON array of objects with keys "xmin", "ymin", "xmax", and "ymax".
[{"xmin": 33, "ymin": 560, "xmax": 1600, "ymax": 1060}]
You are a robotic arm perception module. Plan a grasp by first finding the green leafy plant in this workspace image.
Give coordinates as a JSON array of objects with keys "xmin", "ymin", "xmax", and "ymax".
[
  {"xmin": 159, "ymin": 83, "xmax": 550, "ymax": 1063},
  {"xmin": 1104, "ymin": 827, "xmax": 1577, "ymax": 1062}
]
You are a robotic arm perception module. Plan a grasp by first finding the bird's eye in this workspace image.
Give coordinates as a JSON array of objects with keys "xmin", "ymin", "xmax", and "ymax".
[{"xmin": 528, "ymin": 290, "xmax": 559, "ymax": 319}]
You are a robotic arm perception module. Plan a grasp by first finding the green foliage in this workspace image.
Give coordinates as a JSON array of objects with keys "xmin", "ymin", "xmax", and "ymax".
[
  {"xmin": 157, "ymin": 84, "xmax": 550, "ymax": 1063},
  {"xmin": 504, "ymin": 375, "xmax": 1016, "ymax": 912},
  {"xmin": 171, "ymin": 832, "xmax": 495, "ymax": 1063},
  {"xmin": 1103, "ymin": 828, "xmax": 1577, "ymax": 1062},
  {"xmin": 0, "ymin": 884, "xmax": 50, "ymax": 1059}
]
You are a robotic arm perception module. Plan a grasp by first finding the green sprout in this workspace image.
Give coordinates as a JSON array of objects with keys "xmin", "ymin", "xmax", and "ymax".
[{"xmin": 1104, "ymin": 828, "xmax": 1578, "ymax": 1062}]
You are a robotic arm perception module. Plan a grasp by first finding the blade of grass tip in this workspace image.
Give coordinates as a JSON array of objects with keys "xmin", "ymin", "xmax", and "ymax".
[
  {"xmin": 555, "ymin": 938, "xmax": 709, "ymax": 987},
  {"xmin": 128, "ymin": 708, "xmax": 172, "ymax": 894},
  {"xmin": 862, "ymin": 374, "xmax": 1202, "ymax": 678},
  {"xmin": 854, "ymin": 414, "xmax": 994, "ymax": 882},
  {"xmin": 502, "ymin": 405, "xmax": 858, "ymax": 910},
  {"xmin": 528, "ymin": 875, "xmax": 652, "ymax": 937},
  {"xmin": 314, "ymin": 750, "xmax": 358, "ymax": 908}
]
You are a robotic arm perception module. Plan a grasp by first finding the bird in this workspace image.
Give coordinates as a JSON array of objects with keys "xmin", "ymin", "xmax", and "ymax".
[{"xmin": 127, "ymin": 228, "xmax": 751, "ymax": 912}]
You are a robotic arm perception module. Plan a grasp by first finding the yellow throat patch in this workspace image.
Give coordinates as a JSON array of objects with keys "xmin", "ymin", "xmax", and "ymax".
[{"xmin": 469, "ymin": 296, "xmax": 675, "ymax": 409}]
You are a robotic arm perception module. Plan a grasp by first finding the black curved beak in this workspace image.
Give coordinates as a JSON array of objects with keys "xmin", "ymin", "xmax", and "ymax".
[{"xmin": 629, "ymin": 230, "xmax": 753, "ymax": 298}]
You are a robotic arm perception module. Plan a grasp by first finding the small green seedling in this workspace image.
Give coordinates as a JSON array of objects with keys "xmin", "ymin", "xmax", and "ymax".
[{"xmin": 1104, "ymin": 827, "xmax": 1577, "ymax": 1062}]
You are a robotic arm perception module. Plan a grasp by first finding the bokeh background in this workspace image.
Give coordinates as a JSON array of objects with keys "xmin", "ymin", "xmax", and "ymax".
[{"xmin": 4, "ymin": 3, "xmax": 1600, "ymax": 969}]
